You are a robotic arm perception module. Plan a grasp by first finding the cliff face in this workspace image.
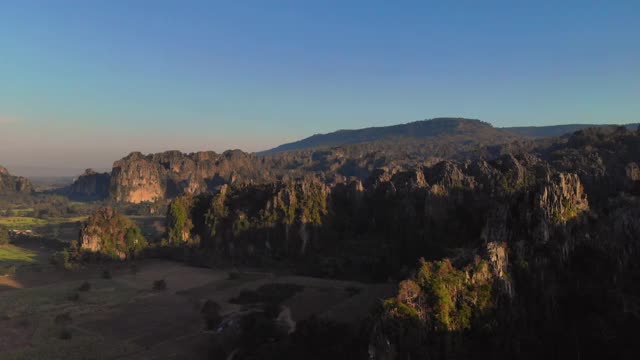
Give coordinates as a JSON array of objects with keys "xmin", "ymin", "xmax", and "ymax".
[
  {"xmin": 163, "ymin": 152, "xmax": 594, "ymax": 272},
  {"xmin": 66, "ymin": 169, "xmax": 111, "ymax": 200},
  {"xmin": 0, "ymin": 165, "xmax": 33, "ymax": 195},
  {"xmin": 109, "ymin": 150, "xmax": 279, "ymax": 203},
  {"xmin": 110, "ymin": 152, "xmax": 165, "ymax": 203},
  {"xmin": 103, "ymin": 119, "xmax": 540, "ymax": 203}
]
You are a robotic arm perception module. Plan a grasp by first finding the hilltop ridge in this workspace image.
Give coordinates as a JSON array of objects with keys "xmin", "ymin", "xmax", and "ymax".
[{"xmin": 262, "ymin": 118, "xmax": 518, "ymax": 153}]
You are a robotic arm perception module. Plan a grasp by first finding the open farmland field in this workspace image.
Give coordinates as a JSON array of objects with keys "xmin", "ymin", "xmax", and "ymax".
[
  {"xmin": 0, "ymin": 217, "xmax": 48, "ymax": 229},
  {"xmin": 0, "ymin": 257, "xmax": 394, "ymax": 360}
]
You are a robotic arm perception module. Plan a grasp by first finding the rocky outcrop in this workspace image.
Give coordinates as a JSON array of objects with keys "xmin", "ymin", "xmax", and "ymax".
[
  {"xmin": 110, "ymin": 152, "xmax": 165, "ymax": 203},
  {"xmin": 537, "ymin": 172, "xmax": 588, "ymax": 225},
  {"xmin": 103, "ymin": 120, "xmax": 543, "ymax": 204},
  {"xmin": 547, "ymin": 126, "xmax": 640, "ymax": 205},
  {"xmin": 0, "ymin": 165, "xmax": 32, "ymax": 195},
  {"xmin": 79, "ymin": 207, "xmax": 147, "ymax": 259},
  {"xmin": 66, "ymin": 169, "xmax": 110, "ymax": 200},
  {"xmin": 109, "ymin": 150, "xmax": 279, "ymax": 203}
]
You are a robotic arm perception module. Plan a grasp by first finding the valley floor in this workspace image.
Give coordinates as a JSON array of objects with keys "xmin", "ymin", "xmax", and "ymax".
[{"xmin": 0, "ymin": 244, "xmax": 393, "ymax": 360}]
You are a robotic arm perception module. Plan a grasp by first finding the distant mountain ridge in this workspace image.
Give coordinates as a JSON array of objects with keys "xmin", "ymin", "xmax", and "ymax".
[
  {"xmin": 262, "ymin": 118, "xmax": 518, "ymax": 153},
  {"xmin": 263, "ymin": 118, "xmax": 639, "ymax": 153},
  {"xmin": 505, "ymin": 123, "xmax": 639, "ymax": 138}
]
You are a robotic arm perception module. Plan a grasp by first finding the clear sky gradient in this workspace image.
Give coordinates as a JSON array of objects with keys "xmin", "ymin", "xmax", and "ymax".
[{"xmin": 1, "ymin": 0, "xmax": 639, "ymax": 174}]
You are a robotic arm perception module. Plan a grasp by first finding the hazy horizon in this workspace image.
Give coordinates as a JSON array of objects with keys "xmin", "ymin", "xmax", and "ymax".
[
  {"xmin": 3, "ymin": 117, "xmax": 639, "ymax": 177},
  {"xmin": 1, "ymin": 1, "xmax": 638, "ymax": 174}
]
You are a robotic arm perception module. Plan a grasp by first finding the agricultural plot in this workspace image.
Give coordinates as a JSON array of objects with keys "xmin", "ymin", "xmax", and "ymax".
[
  {"xmin": 0, "ymin": 259, "xmax": 394, "ymax": 359},
  {"xmin": 0, "ymin": 217, "xmax": 48, "ymax": 229}
]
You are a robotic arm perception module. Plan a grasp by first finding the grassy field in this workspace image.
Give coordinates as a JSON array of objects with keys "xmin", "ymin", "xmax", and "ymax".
[
  {"xmin": 0, "ymin": 245, "xmax": 37, "ymax": 264},
  {"xmin": 0, "ymin": 217, "xmax": 48, "ymax": 229},
  {"xmin": 0, "ymin": 245, "xmax": 39, "ymax": 276},
  {"xmin": 8, "ymin": 209, "xmax": 34, "ymax": 216}
]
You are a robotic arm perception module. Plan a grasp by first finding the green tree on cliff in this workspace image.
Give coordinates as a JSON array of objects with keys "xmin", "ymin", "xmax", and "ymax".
[
  {"xmin": 205, "ymin": 189, "xmax": 228, "ymax": 238},
  {"xmin": 167, "ymin": 196, "xmax": 193, "ymax": 244}
]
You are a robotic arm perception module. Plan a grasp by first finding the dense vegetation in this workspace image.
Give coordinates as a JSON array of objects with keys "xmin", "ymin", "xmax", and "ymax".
[
  {"xmin": 0, "ymin": 225, "xmax": 9, "ymax": 245},
  {"xmin": 78, "ymin": 207, "xmax": 148, "ymax": 260}
]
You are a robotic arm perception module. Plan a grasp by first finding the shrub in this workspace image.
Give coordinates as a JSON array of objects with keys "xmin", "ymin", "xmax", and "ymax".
[
  {"xmin": 78, "ymin": 281, "xmax": 91, "ymax": 291},
  {"xmin": 0, "ymin": 265, "xmax": 16, "ymax": 276},
  {"xmin": 50, "ymin": 250, "xmax": 73, "ymax": 270},
  {"xmin": 202, "ymin": 300, "xmax": 222, "ymax": 330},
  {"xmin": 345, "ymin": 286, "xmax": 362, "ymax": 297},
  {"xmin": 59, "ymin": 328, "xmax": 72, "ymax": 340},
  {"xmin": 101, "ymin": 269, "xmax": 112, "ymax": 279},
  {"xmin": 54, "ymin": 312, "xmax": 72, "ymax": 325},
  {"xmin": 153, "ymin": 279, "xmax": 167, "ymax": 291},
  {"xmin": 0, "ymin": 226, "xmax": 9, "ymax": 245},
  {"xmin": 68, "ymin": 293, "xmax": 80, "ymax": 302}
]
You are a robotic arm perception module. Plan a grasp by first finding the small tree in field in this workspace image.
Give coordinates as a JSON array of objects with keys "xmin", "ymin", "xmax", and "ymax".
[{"xmin": 0, "ymin": 226, "xmax": 9, "ymax": 245}]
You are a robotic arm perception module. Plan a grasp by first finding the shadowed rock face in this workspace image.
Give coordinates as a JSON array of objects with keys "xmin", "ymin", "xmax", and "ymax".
[
  {"xmin": 0, "ymin": 165, "xmax": 32, "ymax": 194},
  {"xmin": 66, "ymin": 169, "xmax": 111, "ymax": 200},
  {"xmin": 163, "ymin": 152, "xmax": 595, "ymax": 270},
  {"xmin": 365, "ymin": 131, "xmax": 640, "ymax": 359}
]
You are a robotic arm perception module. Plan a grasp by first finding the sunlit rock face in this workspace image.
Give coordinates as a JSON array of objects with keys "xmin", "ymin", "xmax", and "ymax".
[{"xmin": 110, "ymin": 152, "xmax": 165, "ymax": 203}]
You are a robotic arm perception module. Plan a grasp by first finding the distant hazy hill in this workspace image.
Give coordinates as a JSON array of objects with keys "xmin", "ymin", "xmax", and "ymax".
[
  {"xmin": 0, "ymin": 165, "xmax": 33, "ymax": 194},
  {"xmin": 263, "ymin": 118, "xmax": 639, "ymax": 153},
  {"xmin": 504, "ymin": 123, "xmax": 639, "ymax": 138},
  {"xmin": 262, "ymin": 118, "xmax": 519, "ymax": 154}
]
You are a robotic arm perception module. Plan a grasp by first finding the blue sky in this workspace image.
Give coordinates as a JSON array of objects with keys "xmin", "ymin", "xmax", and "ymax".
[{"xmin": 0, "ymin": 0, "xmax": 639, "ymax": 172}]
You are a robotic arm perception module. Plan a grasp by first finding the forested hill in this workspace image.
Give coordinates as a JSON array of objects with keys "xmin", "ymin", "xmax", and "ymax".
[
  {"xmin": 504, "ymin": 123, "xmax": 639, "ymax": 138},
  {"xmin": 262, "ymin": 118, "xmax": 519, "ymax": 153},
  {"xmin": 262, "ymin": 117, "xmax": 638, "ymax": 153}
]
